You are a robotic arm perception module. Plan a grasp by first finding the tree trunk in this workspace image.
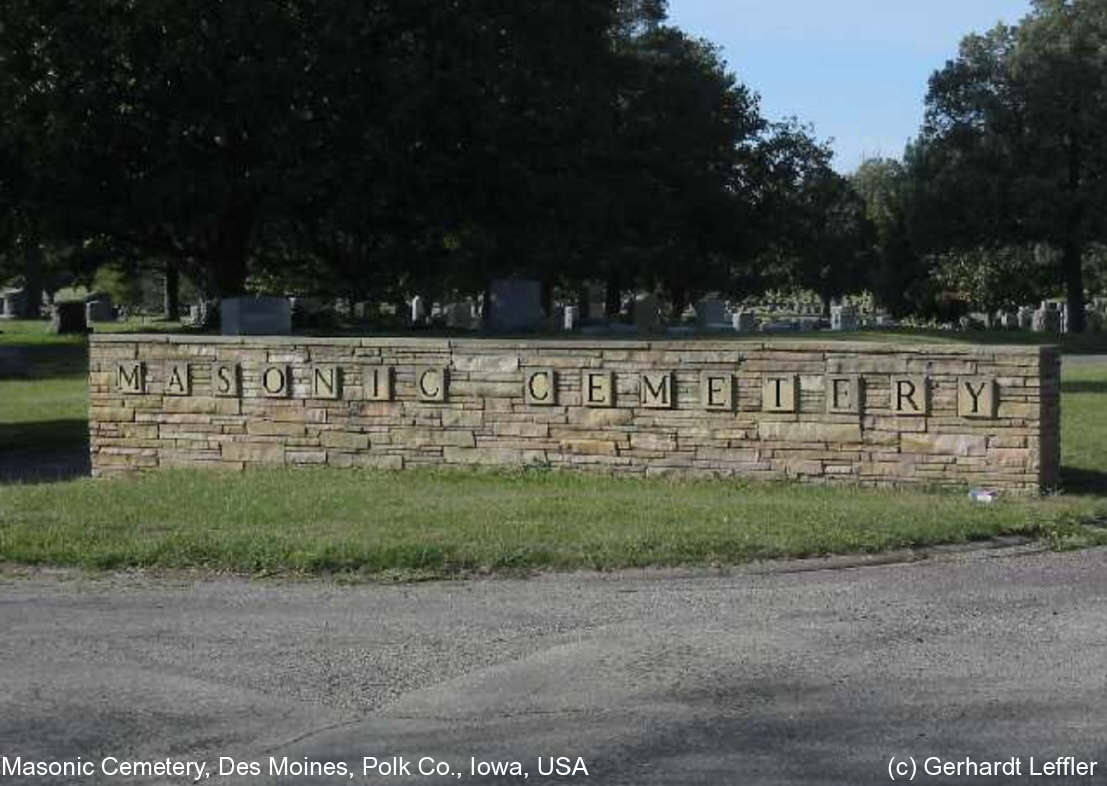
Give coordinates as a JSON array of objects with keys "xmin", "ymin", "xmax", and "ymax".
[
  {"xmin": 163, "ymin": 260, "xmax": 180, "ymax": 321},
  {"xmin": 1063, "ymin": 241, "xmax": 1085, "ymax": 333},
  {"xmin": 21, "ymin": 246, "xmax": 43, "ymax": 318},
  {"xmin": 207, "ymin": 202, "xmax": 254, "ymax": 298}
]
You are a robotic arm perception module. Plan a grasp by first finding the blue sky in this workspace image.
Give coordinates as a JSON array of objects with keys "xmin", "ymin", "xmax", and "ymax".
[{"xmin": 666, "ymin": 0, "xmax": 1034, "ymax": 173}]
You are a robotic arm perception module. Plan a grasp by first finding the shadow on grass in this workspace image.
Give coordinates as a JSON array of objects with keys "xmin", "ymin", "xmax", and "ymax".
[
  {"xmin": 0, "ymin": 420, "xmax": 89, "ymax": 452},
  {"xmin": 0, "ymin": 443, "xmax": 90, "ymax": 484},
  {"xmin": 1062, "ymin": 380, "xmax": 1107, "ymax": 394},
  {"xmin": 1061, "ymin": 466, "xmax": 1107, "ymax": 496}
]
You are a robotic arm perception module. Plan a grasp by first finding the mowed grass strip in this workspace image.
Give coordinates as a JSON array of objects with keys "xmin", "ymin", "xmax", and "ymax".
[{"xmin": 2, "ymin": 467, "xmax": 1103, "ymax": 575}]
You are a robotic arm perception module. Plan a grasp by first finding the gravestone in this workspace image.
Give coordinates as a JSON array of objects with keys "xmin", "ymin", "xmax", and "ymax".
[
  {"xmin": 444, "ymin": 301, "xmax": 473, "ymax": 329},
  {"xmin": 220, "ymin": 296, "xmax": 292, "ymax": 336},
  {"xmin": 731, "ymin": 310, "xmax": 756, "ymax": 332},
  {"xmin": 48, "ymin": 301, "xmax": 87, "ymax": 334},
  {"xmin": 999, "ymin": 311, "xmax": 1018, "ymax": 330},
  {"xmin": 85, "ymin": 297, "xmax": 114, "ymax": 322},
  {"xmin": 188, "ymin": 305, "xmax": 202, "ymax": 325},
  {"xmin": 830, "ymin": 304, "xmax": 858, "ymax": 331},
  {"xmin": 695, "ymin": 298, "xmax": 728, "ymax": 329},
  {"xmin": 563, "ymin": 305, "xmax": 579, "ymax": 331},
  {"xmin": 410, "ymin": 295, "xmax": 426, "ymax": 325},
  {"xmin": 489, "ymin": 278, "xmax": 543, "ymax": 332},
  {"xmin": 0, "ymin": 288, "xmax": 26, "ymax": 319},
  {"xmin": 1018, "ymin": 306, "xmax": 1034, "ymax": 331},
  {"xmin": 633, "ymin": 293, "xmax": 662, "ymax": 333}
]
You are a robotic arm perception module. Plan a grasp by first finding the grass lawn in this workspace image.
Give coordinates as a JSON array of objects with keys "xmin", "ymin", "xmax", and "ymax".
[{"xmin": 2, "ymin": 319, "xmax": 1106, "ymax": 577}]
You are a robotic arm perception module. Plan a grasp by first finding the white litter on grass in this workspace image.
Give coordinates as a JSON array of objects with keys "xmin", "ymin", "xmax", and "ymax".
[{"xmin": 969, "ymin": 488, "xmax": 999, "ymax": 503}]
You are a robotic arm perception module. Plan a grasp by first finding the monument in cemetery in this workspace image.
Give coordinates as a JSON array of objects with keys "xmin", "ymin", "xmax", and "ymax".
[
  {"xmin": 88, "ymin": 333, "xmax": 1059, "ymax": 493},
  {"xmin": 221, "ymin": 296, "xmax": 292, "ymax": 336},
  {"xmin": 48, "ymin": 301, "xmax": 87, "ymax": 334},
  {"xmin": 488, "ymin": 278, "xmax": 543, "ymax": 332}
]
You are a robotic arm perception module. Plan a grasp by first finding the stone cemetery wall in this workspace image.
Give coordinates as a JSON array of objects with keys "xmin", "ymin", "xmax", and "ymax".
[{"xmin": 89, "ymin": 335, "xmax": 1060, "ymax": 492}]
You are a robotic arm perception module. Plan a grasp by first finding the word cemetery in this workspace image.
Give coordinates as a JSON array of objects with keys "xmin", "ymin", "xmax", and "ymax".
[{"xmin": 89, "ymin": 335, "xmax": 1059, "ymax": 492}]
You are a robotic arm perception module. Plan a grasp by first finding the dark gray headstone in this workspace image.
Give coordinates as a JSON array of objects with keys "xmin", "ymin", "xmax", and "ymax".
[
  {"xmin": 220, "ymin": 296, "xmax": 292, "ymax": 336},
  {"xmin": 48, "ymin": 301, "xmax": 87, "ymax": 334}
]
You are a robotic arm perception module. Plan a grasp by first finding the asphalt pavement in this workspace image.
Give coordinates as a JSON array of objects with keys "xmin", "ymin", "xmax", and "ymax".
[{"xmin": 3, "ymin": 546, "xmax": 1107, "ymax": 785}]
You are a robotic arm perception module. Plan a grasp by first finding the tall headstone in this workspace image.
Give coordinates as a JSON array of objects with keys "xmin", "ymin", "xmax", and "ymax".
[
  {"xmin": 85, "ymin": 297, "xmax": 115, "ymax": 322},
  {"xmin": 0, "ymin": 288, "xmax": 26, "ymax": 319},
  {"xmin": 695, "ymin": 298, "xmax": 727, "ymax": 329},
  {"xmin": 633, "ymin": 293, "xmax": 662, "ymax": 333},
  {"xmin": 444, "ymin": 301, "xmax": 472, "ymax": 329},
  {"xmin": 48, "ymin": 301, "xmax": 87, "ymax": 334},
  {"xmin": 1018, "ymin": 306, "xmax": 1034, "ymax": 331},
  {"xmin": 489, "ymin": 278, "xmax": 543, "ymax": 332},
  {"xmin": 830, "ymin": 304, "xmax": 858, "ymax": 331},
  {"xmin": 563, "ymin": 305, "xmax": 579, "ymax": 331},
  {"xmin": 410, "ymin": 295, "xmax": 426, "ymax": 325},
  {"xmin": 220, "ymin": 296, "xmax": 292, "ymax": 336},
  {"xmin": 731, "ymin": 309, "xmax": 756, "ymax": 332}
]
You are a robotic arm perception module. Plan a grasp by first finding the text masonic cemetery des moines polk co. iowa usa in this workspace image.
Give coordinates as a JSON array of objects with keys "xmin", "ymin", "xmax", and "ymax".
[{"xmin": 88, "ymin": 336, "xmax": 1059, "ymax": 493}]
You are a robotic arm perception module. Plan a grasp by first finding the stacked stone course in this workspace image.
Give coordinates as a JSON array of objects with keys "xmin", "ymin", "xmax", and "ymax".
[{"xmin": 88, "ymin": 335, "xmax": 1060, "ymax": 493}]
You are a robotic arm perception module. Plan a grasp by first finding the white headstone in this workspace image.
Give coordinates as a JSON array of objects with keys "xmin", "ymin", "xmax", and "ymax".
[
  {"xmin": 732, "ymin": 309, "xmax": 757, "ymax": 332},
  {"xmin": 220, "ymin": 296, "xmax": 292, "ymax": 336},
  {"xmin": 1018, "ymin": 306, "xmax": 1034, "ymax": 331},
  {"xmin": 410, "ymin": 295, "xmax": 426, "ymax": 324},
  {"xmin": 830, "ymin": 304, "xmax": 858, "ymax": 331},
  {"xmin": 563, "ymin": 305, "xmax": 579, "ymax": 331}
]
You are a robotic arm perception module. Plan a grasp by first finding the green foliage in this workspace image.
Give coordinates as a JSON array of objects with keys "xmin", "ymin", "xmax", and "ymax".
[
  {"xmin": 0, "ymin": 0, "xmax": 870, "ymax": 312},
  {"xmin": 917, "ymin": 0, "xmax": 1107, "ymax": 330}
]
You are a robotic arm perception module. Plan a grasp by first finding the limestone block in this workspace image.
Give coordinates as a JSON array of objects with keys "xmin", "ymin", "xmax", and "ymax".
[
  {"xmin": 561, "ymin": 439, "xmax": 619, "ymax": 455},
  {"xmin": 441, "ymin": 409, "xmax": 484, "ymax": 427},
  {"xmin": 91, "ymin": 406, "xmax": 135, "ymax": 422},
  {"xmin": 116, "ymin": 362, "xmax": 146, "ymax": 394},
  {"xmin": 758, "ymin": 422, "xmax": 862, "ymax": 443},
  {"xmin": 700, "ymin": 372, "xmax": 734, "ymax": 411},
  {"xmin": 247, "ymin": 421, "xmax": 305, "ymax": 437},
  {"xmin": 901, "ymin": 433, "xmax": 986, "ymax": 457},
  {"xmin": 288, "ymin": 451, "xmax": 327, "ymax": 464},
  {"xmin": 443, "ymin": 447, "xmax": 524, "ymax": 465},
  {"xmin": 581, "ymin": 371, "xmax": 614, "ymax": 407},
  {"xmin": 524, "ymin": 369, "xmax": 557, "ymax": 406},
  {"xmin": 164, "ymin": 362, "xmax": 191, "ymax": 396},
  {"xmin": 762, "ymin": 375, "xmax": 797, "ymax": 412},
  {"xmin": 212, "ymin": 363, "xmax": 241, "ymax": 397},
  {"xmin": 568, "ymin": 408, "xmax": 633, "ymax": 426},
  {"xmin": 826, "ymin": 375, "xmax": 862, "ymax": 414},
  {"xmin": 316, "ymin": 431, "xmax": 369, "ymax": 450},
  {"xmin": 221, "ymin": 442, "xmax": 286, "ymax": 463},
  {"xmin": 325, "ymin": 452, "xmax": 401, "ymax": 469},
  {"xmin": 415, "ymin": 367, "xmax": 448, "ymax": 401},
  {"xmin": 631, "ymin": 433, "xmax": 677, "ymax": 452},
  {"xmin": 957, "ymin": 377, "xmax": 996, "ymax": 418},
  {"xmin": 890, "ymin": 376, "xmax": 928, "ymax": 415},
  {"xmin": 393, "ymin": 428, "xmax": 475, "ymax": 448},
  {"xmin": 639, "ymin": 372, "xmax": 674, "ymax": 408},
  {"xmin": 454, "ymin": 354, "xmax": 520, "ymax": 372}
]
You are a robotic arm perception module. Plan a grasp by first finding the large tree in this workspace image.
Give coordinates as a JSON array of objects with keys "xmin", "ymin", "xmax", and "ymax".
[{"xmin": 919, "ymin": 0, "xmax": 1107, "ymax": 331}]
